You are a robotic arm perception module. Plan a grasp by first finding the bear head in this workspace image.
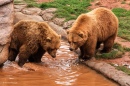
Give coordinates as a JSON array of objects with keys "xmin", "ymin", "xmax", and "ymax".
[
  {"xmin": 44, "ymin": 35, "xmax": 61, "ymax": 58},
  {"xmin": 67, "ymin": 30, "xmax": 89, "ymax": 51}
]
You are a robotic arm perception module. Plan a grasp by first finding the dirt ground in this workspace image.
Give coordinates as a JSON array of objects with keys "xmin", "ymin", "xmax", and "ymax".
[
  {"xmin": 89, "ymin": 0, "xmax": 130, "ymax": 10},
  {"xmin": 36, "ymin": 0, "xmax": 130, "ymax": 10},
  {"xmin": 36, "ymin": 0, "xmax": 130, "ymax": 66}
]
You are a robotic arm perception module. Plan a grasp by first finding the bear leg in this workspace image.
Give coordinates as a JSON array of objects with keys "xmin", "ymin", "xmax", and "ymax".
[
  {"xmin": 79, "ymin": 47, "xmax": 84, "ymax": 59},
  {"xmin": 96, "ymin": 42, "xmax": 101, "ymax": 50},
  {"xmin": 29, "ymin": 47, "xmax": 45, "ymax": 63},
  {"xmin": 18, "ymin": 44, "xmax": 39, "ymax": 67},
  {"xmin": 82, "ymin": 38, "xmax": 97, "ymax": 60},
  {"xmin": 8, "ymin": 48, "xmax": 18, "ymax": 61},
  {"xmin": 102, "ymin": 34, "xmax": 116, "ymax": 53}
]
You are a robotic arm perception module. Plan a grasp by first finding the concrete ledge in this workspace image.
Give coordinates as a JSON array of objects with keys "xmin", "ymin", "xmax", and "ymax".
[{"xmin": 84, "ymin": 60, "xmax": 130, "ymax": 86}]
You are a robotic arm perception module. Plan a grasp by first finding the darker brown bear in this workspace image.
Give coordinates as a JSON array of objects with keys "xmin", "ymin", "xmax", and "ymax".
[
  {"xmin": 67, "ymin": 7, "xmax": 118, "ymax": 60},
  {"xmin": 8, "ymin": 20, "xmax": 61, "ymax": 67}
]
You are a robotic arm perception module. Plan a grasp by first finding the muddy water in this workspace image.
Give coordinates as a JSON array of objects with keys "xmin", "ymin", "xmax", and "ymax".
[{"xmin": 0, "ymin": 41, "xmax": 118, "ymax": 86}]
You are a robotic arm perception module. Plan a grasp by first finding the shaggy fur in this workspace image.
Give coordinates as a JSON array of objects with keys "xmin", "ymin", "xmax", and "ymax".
[
  {"xmin": 67, "ymin": 7, "xmax": 118, "ymax": 60},
  {"xmin": 8, "ymin": 20, "xmax": 61, "ymax": 67}
]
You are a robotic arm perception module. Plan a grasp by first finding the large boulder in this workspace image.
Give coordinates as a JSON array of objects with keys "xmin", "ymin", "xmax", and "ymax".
[
  {"xmin": 48, "ymin": 22, "xmax": 67, "ymax": 40},
  {"xmin": 21, "ymin": 7, "xmax": 42, "ymax": 15},
  {"xmin": 14, "ymin": 12, "xmax": 44, "ymax": 24},
  {"xmin": 0, "ymin": 0, "xmax": 14, "ymax": 65},
  {"xmin": 14, "ymin": 4, "xmax": 27, "ymax": 12}
]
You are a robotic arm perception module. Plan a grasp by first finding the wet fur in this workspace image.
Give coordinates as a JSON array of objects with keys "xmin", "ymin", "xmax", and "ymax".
[{"xmin": 9, "ymin": 20, "xmax": 61, "ymax": 67}]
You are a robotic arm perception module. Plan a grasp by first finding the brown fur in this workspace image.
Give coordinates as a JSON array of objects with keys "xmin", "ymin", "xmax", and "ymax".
[
  {"xmin": 8, "ymin": 20, "xmax": 61, "ymax": 67},
  {"xmin": 67, "ymin": 7, "xmax": 118, "ymax": 60}
]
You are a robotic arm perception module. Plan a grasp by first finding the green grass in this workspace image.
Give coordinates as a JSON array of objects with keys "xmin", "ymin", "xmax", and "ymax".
[
  {"xmin": 115, "ymin": 66, "xmax": 130, "ymax": 75},
  {"xmin": 40, "ymin": 0, "xmax": 91, "ymax": 21},
  {"xmin": 96, "ymin": 43, "xmax": 125, "ymax": 59},
  {"xmin": 20, "ymin": 0, "xmax": 130, "ymax": 41},
  {"xmin": 14, "ymin": 0, "xmax": 23, "ymax": 4},
  {"xmin": 21, "ymin": 0, "xmax": 92, "ymax": 21},
  {"xmin": 121, "ymin": 1, "xmax": 126, "ymax": 4},
  {"xmin": 124, "ymin": 47, "xmax": 130, "ymax": 51},
  {"xmin": 25, "ymin": 0, "xmax": 40, "ymax": 7},
  {"xmin": 112, "ymin": 8, "xmax": 130, "ymax": 41}
]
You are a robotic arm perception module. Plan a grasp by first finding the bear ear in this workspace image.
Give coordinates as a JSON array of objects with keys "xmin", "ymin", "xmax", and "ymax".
[
  {"xmin": 78, "ymin": 32, "xmax": 84, "ymax": 38},
  {"xmin": 46, "ymin": 37, "xmax": 51, "ymax": 42},
  {"xmin": 66, "ymin": 29, "xmax": 69, "ymax": 34}
]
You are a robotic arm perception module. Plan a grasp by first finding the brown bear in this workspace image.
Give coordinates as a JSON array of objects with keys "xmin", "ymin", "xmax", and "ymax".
[
  {"xmin": 8, "ymin": 20, "xmax": 61, "ymax": 67},
  {"xmin": 67, "ymin": 7, "xmax": 118, "ymax": 60}
]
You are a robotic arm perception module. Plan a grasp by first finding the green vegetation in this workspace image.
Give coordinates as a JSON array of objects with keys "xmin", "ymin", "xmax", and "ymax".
[
  {"xmin": 24, "ymin": 0, "xmax": 40, "ymax": 7},
  {"xmin": 15, "ymin": 0, "xmax": 130, "ymax": 41},
  {"xmin": 121, "ymin": 1, "xmax": 126, "ymax": 4},
  {"xmin": 124, "ymin": 47, "xmax": 130, "ymax": 51},
  {"xmin": 115, "ymin": 66, "xmax": 130, "ymax": 75},
  {"xmin": 14, "ymin": 0, "xmax": 23, "ymax": 4},
  {"xmin": 112, "ymin": 8, "xmax": 130, "ymax": 41},
  {"xmin": 96, "ymin": 43, "xmax": 126, "ymax": 59},
  {"xmin": 17, "ymin": 0, "xmax": 92, "ymax": 21},
  {"xmin": 40, "ymin": 0, "xmax": 91, "ymax": 21},
  {"xmin": 14, "ymin": 0, "xmax": 40, "ymax": 7}
]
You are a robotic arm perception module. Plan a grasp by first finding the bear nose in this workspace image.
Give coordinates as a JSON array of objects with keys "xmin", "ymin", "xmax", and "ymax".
[
  {"xmin": 51, "ymin": 55, "xmax": 56, "ymax": 58},
  {"xmin": 69, "ymin": 48, "xmax": 73, "ymax": 51}
]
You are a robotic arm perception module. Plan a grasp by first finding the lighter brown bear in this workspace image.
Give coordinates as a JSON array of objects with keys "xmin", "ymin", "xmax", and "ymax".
[
  {"xmin": 8, "ymin": 20, "xmax": 61, "ymax": 67},
  {"xmin": 67, "ymin": 7, "xmax": 118, "ymax": 60}
]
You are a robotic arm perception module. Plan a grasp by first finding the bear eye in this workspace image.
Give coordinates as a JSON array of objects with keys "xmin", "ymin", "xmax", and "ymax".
[
  {"xmin": 51, "ymin": 49, "xmax": 55, "ymax": 51},
  {"xmin": 48, "ymin": 48, "xmax": 55, "ymax": 51},
  {"xmin": 73, "ymin": 42, "xmax": 77, "ymax": 44}
]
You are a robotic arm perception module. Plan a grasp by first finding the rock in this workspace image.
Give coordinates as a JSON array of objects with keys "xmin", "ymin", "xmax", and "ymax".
[
  {"xmin": 41, "ymin": 13, "xmax": 54, "ymax": 21},
  {"xmin": 63, "ymin": 20, "xmax": 75, "ymax": 29},
  {"xmin": 48, "ymin": 22, "xmax": 67, "ymax": 40},
  {"xmin": 52, "ymin": 18, "xmax": 65, "ymax": 26},
  {"xmin": 0, "ymin": 0, "xmax": 14, "ymax": 65},
  {"xmin": 0, "ymin": 1, "xmax": 14, "ymax": 45},
  {"xmin": 14, "ymin": 12, "xmax": 44, "ymax": 24},
  {"xmin": 0, "ymin": 5, "xmax": 14, "ymax": 24},
  {"xmin": 40, "ymin": 8, "xmax": 57, "ymax": 15},
  {"xmin": 0, "ymin": 0, "xmax": 13, "ymax": 6},
  {"xmin": 85, "ymin": 61, "xmax": 130, "ymax": 86},
  {"xmin": 21, "ymin": 7, "xmax": 42, "ymax": 15},
  {"xmin": 95, "ymin": 1, "xmax": 101, "ymax": 5},
  {"xmin": 0, "ymin": 23, "xmax": 13, "ymax": 45},
  {"xmin": 0, "ymin": 44, "xmax": 10, "ymax": 65},
  {"xmin": 14, "ymin": 4, "xmax": 27, "ymax": 12}
]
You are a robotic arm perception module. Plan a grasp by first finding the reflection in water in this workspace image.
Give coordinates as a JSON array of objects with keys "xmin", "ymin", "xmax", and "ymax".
[
  {"xmin": 0, "ymin": 41, "xmax": 119, "ymax": 86},
  {"xmin": 46, "ymin": 59, "xmax": 80, "ymax": 86}
]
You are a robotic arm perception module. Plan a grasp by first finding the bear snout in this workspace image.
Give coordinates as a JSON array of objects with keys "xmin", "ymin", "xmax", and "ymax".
[
  {"xmin": 69, "ymin": 47, "xmax": 74, "ymax": 51},
  {"xmin": 51, "ymin": 54, "xmax": 56, "ymax": 58}
]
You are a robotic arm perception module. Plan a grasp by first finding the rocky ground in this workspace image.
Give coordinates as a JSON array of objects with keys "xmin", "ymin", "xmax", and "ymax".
[{"xmin": 13, "ymin": 0, "xmax": 130, "ymax": 85}]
